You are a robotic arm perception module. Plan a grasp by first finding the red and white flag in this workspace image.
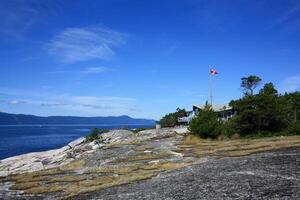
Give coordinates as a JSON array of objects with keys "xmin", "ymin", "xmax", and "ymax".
[{"xmin": 210, "ymin": 68, "xmax": 218, "ymax": 75}]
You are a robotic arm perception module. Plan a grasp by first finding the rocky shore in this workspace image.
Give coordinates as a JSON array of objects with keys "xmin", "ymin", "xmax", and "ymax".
[
  {"xmin": 1, "ymin": 127, "xmax": 300, "ymax": 199},
  {"xmin": 0, "ymin": 127, "xmax": 188, "ymax": 176}
]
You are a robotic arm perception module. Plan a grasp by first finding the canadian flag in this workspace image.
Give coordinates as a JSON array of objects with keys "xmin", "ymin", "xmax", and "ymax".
[{"xmin": 210, "ymin": 68, "xmax": 218, "ymax": 75}]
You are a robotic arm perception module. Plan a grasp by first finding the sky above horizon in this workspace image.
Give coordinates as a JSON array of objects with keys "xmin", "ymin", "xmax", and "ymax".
[{"xmin": 0, "ymin": 0, "xmax": 300, "ymax": 120}]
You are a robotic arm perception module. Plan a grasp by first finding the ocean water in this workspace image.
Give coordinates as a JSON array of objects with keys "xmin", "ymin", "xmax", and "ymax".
[{"xmin": 0, "ymin": 124, "xmax": 152, "ymax": 160}]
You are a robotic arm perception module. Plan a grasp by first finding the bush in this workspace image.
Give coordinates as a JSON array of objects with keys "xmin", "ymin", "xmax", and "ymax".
[
  {"xmin": 287, "ymin": 122, "xmax": 300, "ymax": 135},
  {"xmin": 159, "ymin": 108, "xmax": 187, "ymax": 127},
  {"xmin": 85, "ymin": 128, "xmax": 108, "ymax": 142},
  {"xmin": 241, "ymin": 130, "xmax": 277, "ymax": 139},
  {"xmin": 221, "ymin": 117, "xmax": 238, "ymax": 138},
  {"xmin": 188, "ymin": 104, "xmax": 222, "ymax": 139}
]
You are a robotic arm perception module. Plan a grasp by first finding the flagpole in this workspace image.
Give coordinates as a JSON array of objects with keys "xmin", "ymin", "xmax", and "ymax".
[{"xmin": 209, "ymin": 64, "xmax": 213, "ymax": 106}]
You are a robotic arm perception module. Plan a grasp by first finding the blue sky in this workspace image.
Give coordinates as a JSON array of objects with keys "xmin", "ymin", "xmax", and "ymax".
[{"xmin": 0, "ymin": 0, "xmax": 300, "ymax": 120}]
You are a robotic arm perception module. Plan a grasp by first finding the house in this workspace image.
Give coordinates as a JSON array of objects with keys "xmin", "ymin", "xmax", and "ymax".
[
  {"xmin": 178, "ymin": 104, "xmax": 236, "ymax": 125},
  {"xmin": 177, "ymin": 111, "xmax": 195, "ymax": 125}
]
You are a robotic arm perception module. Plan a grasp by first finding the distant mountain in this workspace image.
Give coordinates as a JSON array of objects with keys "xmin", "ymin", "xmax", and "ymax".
[{"xmin": 0, "ymin": 112, "xmax": 156, "ymax": 125}]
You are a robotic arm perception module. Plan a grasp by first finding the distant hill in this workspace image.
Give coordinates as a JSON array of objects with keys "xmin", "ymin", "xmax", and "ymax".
[{"xmin": 0, "ymin": 112, "xmax": 156, "ymax": 125}]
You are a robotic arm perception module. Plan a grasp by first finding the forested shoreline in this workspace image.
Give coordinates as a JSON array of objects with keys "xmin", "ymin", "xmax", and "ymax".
[{"xmin": 160, "ymin": 75, "xmax": 300, "ymax": 138}]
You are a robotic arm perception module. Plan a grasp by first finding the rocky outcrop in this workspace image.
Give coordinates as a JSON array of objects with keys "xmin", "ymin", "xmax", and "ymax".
[
  {"xmin": 1, "ymin": 127, "xmax": 300, "ymax": 200},
  {"xmin": 0, "ymin": 127, "xmax": 189, "ymax": 176},
  {"xmin": 0, "ymin": 137, "xmax": 87, "ymax": 176}
]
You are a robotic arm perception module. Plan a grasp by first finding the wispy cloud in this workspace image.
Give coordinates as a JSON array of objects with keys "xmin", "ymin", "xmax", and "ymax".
[
  {"xmin": 0, "ymin": 1, "xmax": 38, "ymax": 37},
  {"xmin": 276, "ymin": 2, "xmax": 300, "ymax": 25},
  {"xmin": 0, "ymin": 87, "xmax": 139, "ymax": 116},
  {"xmin": 46, "ymin": 26, "xmax": 127, "ymax": 63},
  {"xmin": 0, "ymin": 99, "xmax": 27, "ymax": 105},
  {"xmin": 266, "ymin": 1, "xmax": 300, "ymax": 30},
  {"xmin": 81, "ymin": 67, "xmax": 110, "ymax": 74},
  {"xmin": 0, "ymin": 0, "xmax": 61, "ymax": 38},
  {"xmin": 37, "ymin": 95, "xmax": 138, "ymax": 115},
  {"xmin": 47, "ymin": 66, "xmax": 110, "ymax": 75},
  {"xmin": 280, "ymin": 74, "xmax": 300, "ymax": 93},
  {"xmin": 40, "ymin": 102, "xmax": 67, "ymax": 107}
]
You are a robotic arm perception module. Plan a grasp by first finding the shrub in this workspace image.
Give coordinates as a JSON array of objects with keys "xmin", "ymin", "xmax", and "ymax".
[
  {"xmin": 287, "ymin": 122, "xmax": 300, "ymax": 135},
  {"xmin": 85, "ymin": 128, "xmax": 108, "ymax": 142},
  {"xmin": 241, "ymin": 130, "xmax": 275, "ymax": 139},
  {"xmin": 221, "ymin": 117, "xmax": 238, "ymax": 138},
  {"xmin": 159, "ymin": 108, "xmax": 187, "ymax": 127},
  {"xmin": 188, "ymin": 104, "xmax": 222, "ymax": 139}
]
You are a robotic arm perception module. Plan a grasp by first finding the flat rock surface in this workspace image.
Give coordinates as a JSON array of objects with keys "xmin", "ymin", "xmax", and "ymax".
[
  {"xmin": 1, "ymin": 128, "xmax": 300, "ymax": 200},
  {"xmin": 72, "ymin": 148, "xmax": 300, "ymax": 200}
]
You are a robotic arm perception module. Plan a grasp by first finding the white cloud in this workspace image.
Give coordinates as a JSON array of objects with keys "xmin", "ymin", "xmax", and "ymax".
[
  {"xmin": 8, "ymin": 100, "xmax": 27, "ymax": 105},
  {"xmin": 81, "ymin": 67, "xmax": 109, "ymax": 74},
  {"xmin": 40, "ymin": 102, "xmax": 67, "ymax": 107},
  {"xmin": 46, "ymin": 26, "xmax": 127, "ymax": 63},
  {"xmin": 0, "ymin": 99, "xmax": 27, "ymax": 105},
  {"xmin": 0, "ymin": 87, "xmax": 139, "ymax": 116},
  {"xmin": 280, "ymin": 74, "xmax": 300, "ymax": 93},
  {"xmin": 47, "ymin": 66, "xmax": 110, "ymax": 75}
]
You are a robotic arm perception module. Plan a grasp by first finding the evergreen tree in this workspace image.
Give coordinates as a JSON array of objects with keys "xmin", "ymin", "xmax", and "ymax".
[
  {"xmin": 188, "ymin": 103, "xmax": 222, "ymax": 138},
  {"xmin": 241, "ymin": 75, "xmax": 262, "ymax": 96},
  {"xmin": 159, "ymin": 108, "xmax": 187, "ymax": 127}
]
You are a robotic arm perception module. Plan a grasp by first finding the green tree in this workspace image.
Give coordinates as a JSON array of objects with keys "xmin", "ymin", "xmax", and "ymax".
[
  {"xmin": 259, "ymin": 82, "xmax": 278, "ymax": 95},
  {"xmin": 159, "ymin": 108, "xmax": 187, "ymax": 127},
  {"xmin": 229, "ymin": 95, "xmax": 261, "ymax": 134},
  {"xmin": 256, "ymin": 83, "xmax": 284, "ymax": 132},
  {"xmin": 287, "ymin": 92, "xmax": 300, "ymax": 123},
  {"xmin": 241, "ymin": 75, "xmax": 262, "ymax": 96},
  {"xmin": 230, "ymin": 82, "xmax": 284, "ymax": 135},
  {"xmin": 85, "ymin": 128, "xmax": 106, "ymax": 142},
  {"xmin": 188, "ymin": 103, "xmax": 222, "ymax": 138}
]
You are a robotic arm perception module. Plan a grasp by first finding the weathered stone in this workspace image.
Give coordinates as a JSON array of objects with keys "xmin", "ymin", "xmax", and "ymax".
[
  {"xmin": 0, "ymin": 137, "xmax": 85, "ymax": 176},
  {"xmin": 2, "ymin": 127, "xmax": 299, "ymax": 200},
  {"xmin": 92, "ymin": 144, "xmax": 105, "ymax": 150},
  {"xmin": 70, "ymin": 148, "xmax": 300, "ymax": 200}
]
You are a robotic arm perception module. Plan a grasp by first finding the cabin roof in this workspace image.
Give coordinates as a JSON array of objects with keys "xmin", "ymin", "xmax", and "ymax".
[{"xmin": 192, "ymin": 104, "xmax": 233, "ymax": 112}]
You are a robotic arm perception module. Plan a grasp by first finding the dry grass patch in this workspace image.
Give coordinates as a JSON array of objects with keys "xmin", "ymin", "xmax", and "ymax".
[
  {"xmin": 48, "ymin": 175, "xmax": 87, "ymax": 183},
  {"xmin": 90, "ymin": 160, "xmax": 190, "ymax": 175},
  {"xmin": 89, "ymin": 164, "xmax": 140, "ymax": 174},
  {"xmin": 10, "ymin": 182, "xmax": 41, "ymax": 190},
  {"xmin": 24, "ymin": 184, "xmax": 64, "ymax": 195},
  {"xmin": 62, "ymin": 171, "xmax": 157, "ymax": 199},
  {"xmin": 3, "ymin": 168, "xmax": 63, "ymax": 183},
  {"xmin": 6, "ymin": 153, "xmax": 192, "ymax": 199},
  {"xmin": 177, "ymin": 135, "xmax": 300, "ymax": 158},
  {"xmin": 112, "ymin": 152, "xmax": 172, "ymax": 163},
  {"xmin": 61, "ymin": 161, "xmax": 191, "ymax": 198},
  {"xmin": 59, "ymin": 159, "xmax": 85, "ymax": 171}
]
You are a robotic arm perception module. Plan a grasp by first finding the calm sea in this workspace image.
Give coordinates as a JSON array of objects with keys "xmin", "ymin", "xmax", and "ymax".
[{"xmin": 0, "ymin": 124, "xmax": 152, "ymax": 160}]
